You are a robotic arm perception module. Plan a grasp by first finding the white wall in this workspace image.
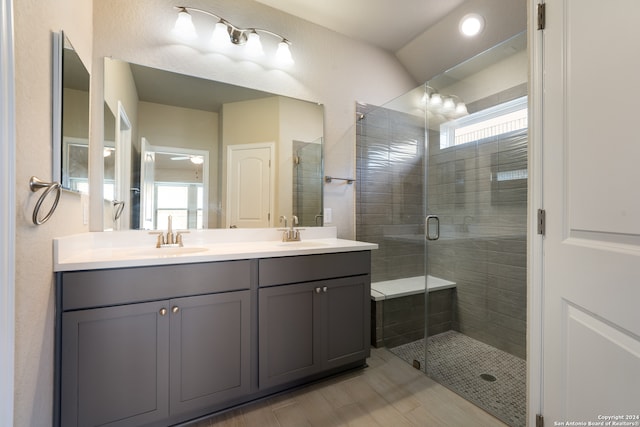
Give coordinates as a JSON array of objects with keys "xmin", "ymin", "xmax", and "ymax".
[
  {"xmin": 13, "ymin": 0, "xmax": 92, "ymax": 425},
  {"xmin": 92, "ymin": 0, "xmax": 418, "ymax": 238}
]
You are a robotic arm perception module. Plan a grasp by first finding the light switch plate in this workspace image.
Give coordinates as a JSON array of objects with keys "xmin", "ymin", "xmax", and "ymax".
[{"xmin": 324, "ymin": 208, "xmax": 332, "ymax": 224}]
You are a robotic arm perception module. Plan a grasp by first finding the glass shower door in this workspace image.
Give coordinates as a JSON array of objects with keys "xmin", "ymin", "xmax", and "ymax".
[
  {"xmin": 356, "ymin": 32, "xmax": 528, "ymax": 427},
  {"xmin": 423, "ymin": 34, "xmax": 528, "ymax": 426}
]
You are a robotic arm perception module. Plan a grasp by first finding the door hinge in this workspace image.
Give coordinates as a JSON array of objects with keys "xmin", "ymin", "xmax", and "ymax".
[
  {"xmin": 537, "ymin": 3, "xmax": 546, "ymax": 30},
  {"xmin": 537, "ymin": 414, "xmax": 544, "ymax": 427},
  {"xmin": 537, "ymin": 209, "xmax": 546, "ymax": 235}
]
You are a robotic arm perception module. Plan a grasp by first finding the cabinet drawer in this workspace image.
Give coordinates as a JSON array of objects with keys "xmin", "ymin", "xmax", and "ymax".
[
  {"xmin": 61, "ymin": 260, "xmax": 253, "ymax": 310},
  {"xmin": 259, "ymin": 251, "xmax": 370, "ymax": 287}
]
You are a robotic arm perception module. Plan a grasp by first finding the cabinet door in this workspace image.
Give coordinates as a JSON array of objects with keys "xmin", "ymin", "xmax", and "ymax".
[
  {"xmin": 258, "ymin": 282, "xmax": 321, "ymax": 389},
  {"xmin": 169, "ymin": 291, "xmax": 251, "ymax": 415},
  {"xmin": 61, "ymin": 301, "xmax": 169, "ymax": 427},
  {"xmin": 322, "ymin": 276, "xmax": 371, "ymax": 370}
]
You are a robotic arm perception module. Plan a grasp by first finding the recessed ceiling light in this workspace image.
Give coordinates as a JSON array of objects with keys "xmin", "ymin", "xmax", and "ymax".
[{"xmin": 459, "ymin": 13, "xmax": 485, "ymax": 37}]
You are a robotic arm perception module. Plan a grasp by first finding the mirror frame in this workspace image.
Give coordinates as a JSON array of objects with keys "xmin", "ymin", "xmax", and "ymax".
[{"xmin": 52, "ymin": 31, "xmax": 63, "ymax": 184}]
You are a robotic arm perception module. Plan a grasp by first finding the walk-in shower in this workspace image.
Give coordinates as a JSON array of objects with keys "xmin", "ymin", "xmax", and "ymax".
[{"xmin": 356, "ymin": 33, "xmax": 527, "ymax": 427}]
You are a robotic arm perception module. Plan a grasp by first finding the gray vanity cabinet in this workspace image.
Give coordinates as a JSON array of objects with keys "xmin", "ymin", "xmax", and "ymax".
[
  {"xmin": 57, "ymin": 251, "xmax": 372, "ymax": 426},
  {"xmin": 258, "ymin": 252, "xmax": 371, "ymax": 390},
  {"xmin": 61, "ymin": 300, "xmax": 170, "ymax": 427},
  {"xmin": 57, "ymin": 261, "xmax": 252, "ymax": 427},
  {"xmin": 169, "ymin": 291, "xmax": 251, "ymax": 415}
]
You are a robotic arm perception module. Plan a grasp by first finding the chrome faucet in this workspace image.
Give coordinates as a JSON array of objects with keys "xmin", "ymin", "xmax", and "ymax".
[{"xmin": 149, "ymin": 215, "xmax": 189, "ymax": 248}]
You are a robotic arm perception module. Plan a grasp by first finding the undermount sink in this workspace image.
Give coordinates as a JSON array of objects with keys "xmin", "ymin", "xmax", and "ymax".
[{"xmin": 122, "ymin": 246, "xmax": 209, "ymax": 257}]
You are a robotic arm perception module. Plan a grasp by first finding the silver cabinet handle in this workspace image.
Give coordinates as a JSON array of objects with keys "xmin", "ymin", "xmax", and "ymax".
[
  {"xmin": 426, "ymin": 215, "xmax": 440, "ymax": 241},
  {"xmin": 172, "ymin": 306, "xmax": 179, "ymax": 314},
  {"xmin": 315, "ymin": 287, "xmax": 321, "ymax": 294},
  {"xmin": 322, "ymin": 286, "xmax": 328, "ymax": 293},
  {"xmin": 159, "ymin": 308, "xmax": 167, "ymax": 316}
]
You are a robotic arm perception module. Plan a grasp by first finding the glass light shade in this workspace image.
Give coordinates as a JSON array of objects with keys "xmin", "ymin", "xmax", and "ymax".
[
  {"xmin": 173, "ymin": 10, "xmax": 197, "ymax": 40},
  {"xmin": 455, "ymin": 102, "xmax": 468, "ymax": 115},
  {"xmin": 430, "ymin": 93, "xmax": 443, "ymax": 106},
  {"xmin": 212, "ymin": 21, "xmax": 230, "ymax": 46},
  {"xmin": 190, "ymin": 156, "xmax": 204, "ymax": 165},
  {"xmin": 442, "ymin": 97, "xmax": 455, "ymax": 113},
  {"xmin": 459, "ymin": 14, "xmax": 485, "ymax": 37},
  {"xmin": 245, "ymin": 31, "xmax": 264, "ymax": 57},
  {"xmin": 276, "ymin": 40, "xmax": 294, "ymax": 65}
]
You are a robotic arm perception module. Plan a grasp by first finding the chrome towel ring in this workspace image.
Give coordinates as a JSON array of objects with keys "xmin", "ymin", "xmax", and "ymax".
[
  {"xmin": 112, "ymin": 200, "xmax": 125, "ymax": 221},
  {"xmin": 29, "ymin": 176, "xmax": 61, "ymax": 225}
]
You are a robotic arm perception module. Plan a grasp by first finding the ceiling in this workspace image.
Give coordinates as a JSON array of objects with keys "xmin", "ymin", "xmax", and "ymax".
[
  {"xmin": 255, "ymin": 0, "xmax": 528, "ymax": 83},
  {"xmin": 254, "ymin": 0, "xmax": 466, "ymax": 52}
]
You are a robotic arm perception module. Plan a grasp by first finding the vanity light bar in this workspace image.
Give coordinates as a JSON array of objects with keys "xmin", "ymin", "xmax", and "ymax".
[{"xmin": 173, "ymin": 6, "xmax": 294, "ymax": 65}]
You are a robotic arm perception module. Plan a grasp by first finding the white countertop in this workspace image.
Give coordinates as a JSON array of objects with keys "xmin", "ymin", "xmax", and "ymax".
[{"xmin": 53, "ymin": 227, "xmax": 378, "ymax": 272}]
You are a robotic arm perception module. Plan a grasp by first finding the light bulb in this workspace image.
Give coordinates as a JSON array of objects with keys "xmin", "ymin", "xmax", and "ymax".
[
  {"xmin": 212, "ymin": 21, "xmax": 230, "ymax": 47},
  {"xmin": 276, "ymin": 40, "xmax": 294, "ymax": 65},
  {"xmin": 442, "ymin": 97, "xmax": 455, "ymax": 113},
  {"xmin": 455, "ymin": 102, "xmax": 468, "ymax": 116},
  {"xmin": 245, "ymin": 31, "xmax": 264, "ymax": 57},
  {"xmin": 459, "ymin": 14, "xmax": 485, "ymax": 37},
  {"xmin": 173, "ymin": 8, "xmax": 197, "ymax": 40}
]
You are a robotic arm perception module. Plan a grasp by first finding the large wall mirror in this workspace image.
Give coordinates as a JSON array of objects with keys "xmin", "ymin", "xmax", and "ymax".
[
  {"xmin": 53, "ymin": 32, "xmax": 90, "ymax": 192},
  {"xmin": 103, "ymin": 59, "xmax": 324, "ymax": 231}
]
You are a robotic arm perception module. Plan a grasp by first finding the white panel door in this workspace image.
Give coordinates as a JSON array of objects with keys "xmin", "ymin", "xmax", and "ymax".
[
  {"xmin": 541, "ymin": 0, "xmax": 640, "ymax": 423},
  {"xmin": 227, "ymin": 143, "xmax": 273, "ymax": 228}
]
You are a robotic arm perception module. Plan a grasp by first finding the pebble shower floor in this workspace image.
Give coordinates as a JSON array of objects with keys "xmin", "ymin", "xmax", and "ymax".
[{"xmin": 390, "ymin": 330, "xmax": 526, "ymax": 427}]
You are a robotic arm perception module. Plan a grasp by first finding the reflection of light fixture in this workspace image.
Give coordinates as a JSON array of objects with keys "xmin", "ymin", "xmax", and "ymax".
[
  {"xmin": 442, "ymin": 97, "xmax": 455, "ymax": 113},
  {"xmin": 173, "ymin": 6, "xmax": 294, "ymax": 64},
  {"xmin": 103, "ymin": 147, "xmax": 114, "ymax": 157},
  {"xmin": 459, "ymin": 13, "xmax": 485, "ymax": 37},
  {"xmin": 423, "ymin": 86, "xmax": 468, "ymax": 120},
  {"xmin": 190, "ymin": 156, "xmax": 204, "ymax": 165}
]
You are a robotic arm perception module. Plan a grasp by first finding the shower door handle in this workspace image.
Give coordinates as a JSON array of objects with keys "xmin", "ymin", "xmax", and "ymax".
[{"xmin": 426, "ymin": 215, "xmax": 440, "ymax": 241}]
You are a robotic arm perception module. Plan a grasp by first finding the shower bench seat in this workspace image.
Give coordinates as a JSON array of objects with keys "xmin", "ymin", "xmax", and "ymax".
[{"xmin": 370, "ymin": 275, "xmax": 456, "ymax": 348}]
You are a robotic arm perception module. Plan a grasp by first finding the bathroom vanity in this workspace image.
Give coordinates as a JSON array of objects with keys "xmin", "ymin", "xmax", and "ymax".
[{"xmin": 53, "ymin": 228, "xmax": 375, "ymax": 427}]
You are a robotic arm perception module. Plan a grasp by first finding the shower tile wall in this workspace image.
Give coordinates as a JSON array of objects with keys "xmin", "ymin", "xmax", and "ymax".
[
  {"xmin": 426, "ymin": 112, "xmax": 527, "ymax": 359},
  {"xmin": 355, "ymin": 104, "xmax": 425, "ymax": 282}
]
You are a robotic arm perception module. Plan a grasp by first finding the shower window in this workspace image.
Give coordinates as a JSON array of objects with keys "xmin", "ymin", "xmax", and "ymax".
[{"xmin": 440, "ymin": 96, "xmax": 527, "ymax": 149}]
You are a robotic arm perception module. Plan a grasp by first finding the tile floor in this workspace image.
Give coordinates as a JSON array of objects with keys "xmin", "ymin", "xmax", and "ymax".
[
  {"xmin": 390, "ymin": 331, "xmax": 526, "ymax": 427},
  {"xmin": 184, "ymin": 346, "xmax": 509, "ymax": 426}
]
